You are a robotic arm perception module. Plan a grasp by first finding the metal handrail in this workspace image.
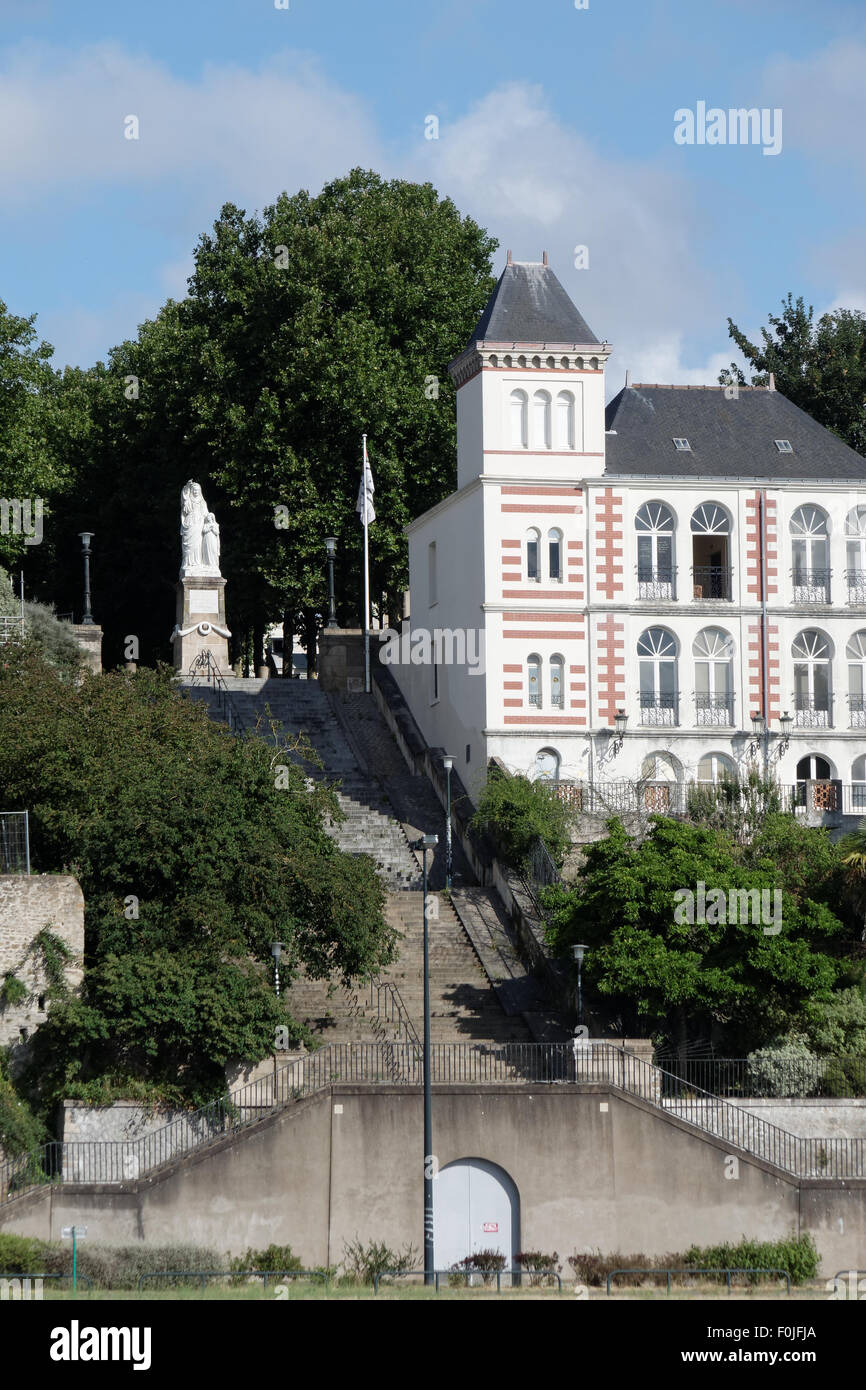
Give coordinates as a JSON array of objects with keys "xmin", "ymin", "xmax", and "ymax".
[
  {"xmin": 185, "ymin": 650, "xmax": 248, "ymax": 733},
  {"xmin": 373, "ymin": 1268, "xmax": 562, "ymax": 1294},
  {"xmin": 606, "ymin": 1268, "xmax": 791, "ymax": 1295},
  {"xmin": 137, "ymin": 1268, "xmax": 330, "ymax": 1290}
]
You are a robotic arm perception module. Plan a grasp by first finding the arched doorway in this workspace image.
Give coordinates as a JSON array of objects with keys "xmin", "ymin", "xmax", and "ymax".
[
  {"xmin": 433, "ymin": 1158, "xmax": 519, "ymax": 1273},
  {"xmin": 796, "ymin": 754, "xmax": 837, "ymax": 811}
]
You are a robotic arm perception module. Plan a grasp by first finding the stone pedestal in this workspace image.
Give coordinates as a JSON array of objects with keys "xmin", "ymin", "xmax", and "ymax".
[
  {"xmin": 72, "ymin": 624, "xmax": 103, "ymax": 674},
  {"xmin": 318, "ymin": 628, "xmax": 366, "ymax": 692},
  {"xmin": 171, "ymin": 576, "xmax": 231, "ymax": 674}
]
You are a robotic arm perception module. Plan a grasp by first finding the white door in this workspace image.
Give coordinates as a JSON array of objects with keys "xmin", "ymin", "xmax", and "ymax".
[{"xmin": 433, "ymin": 1158, "xmax": 519, "ymax": 1273}]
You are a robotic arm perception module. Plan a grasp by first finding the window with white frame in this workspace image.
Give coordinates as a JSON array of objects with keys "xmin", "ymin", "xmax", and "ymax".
[
  {"xmin": 555, "ymin": 390, "xmax": 575, "ymax": 449},
  {"xmin": 548, "ymin": 528, "xmax": 563, "ymax": 582},
  {"xmin": 526, "ymin": 528, "xmax": 541, "ymax": 582},
  {"xmin": 847, "ymin": 630, "xmax": 866, "ymax": 727},
  {"xmin": 696, "ymin": 752, "xmax": 736, "ymax": 785},
  {"xmin": 550, "ymin": 654, "xmax": 565, "ymax": 709},
  {"xmin": 510, "ymin": 389, "xmax": 528, "ymax": 448},
  {"xmin": 845, "ymin": 507, "xmax": 866, "ymax": 602},
  {"xmin": 635, "ymin": 502, "xmax": 676, "ymax": 598},
  {"xmin": 790, "ymin": 504, "xmax": 830, "ymax": 599},
  {"xmin": 792, "ymin": 628, "xmax": 832, "ymax": 726},
  {"xmin": 637, "ymin": 627, "xmax": 678, "ymax": 724},
  {"xmin": 693, "ymin": 627, "xmax": 734, "ymax": 725},
  {"xmin": 532, "ymin": 390, "xmax": 551, "ymax": 448},
  {"xmin": 527, "ymin": 653, "xmax": 542, "ymax": 708}
]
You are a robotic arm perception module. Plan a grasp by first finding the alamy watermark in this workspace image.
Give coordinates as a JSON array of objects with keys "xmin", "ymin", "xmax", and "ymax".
[
  {"xmin": 674, "ymin": 103, "xmax": 782, "ymax": 157},
  {"xmin": 674, "ymin": 881, "xmax": 783, "ymax": 935},
  {"xmin": 378, "ymin": 626, "xmax": 485, "ymax": 676},
  {"xmin": 0, "ymin": 497, "xmax": 43, "ymax": 545}
]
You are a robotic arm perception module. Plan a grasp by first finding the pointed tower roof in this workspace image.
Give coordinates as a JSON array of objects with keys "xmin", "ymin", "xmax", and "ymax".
[{"xmin": 466, "ymin": 257, "xmax": 602, "ymax": 348}]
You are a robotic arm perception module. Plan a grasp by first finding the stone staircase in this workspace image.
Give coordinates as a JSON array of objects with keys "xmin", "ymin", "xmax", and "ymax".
[{"xmin": 183, "ymin": 675, "xmax": 551, "ymax": 1047}]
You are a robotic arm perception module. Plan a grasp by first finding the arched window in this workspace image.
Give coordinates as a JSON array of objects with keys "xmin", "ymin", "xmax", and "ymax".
[
  {"xmin": 845, "ymin": 507, "xmax": 866, "ymax": 603},
  {"xmin": 792, "ymin": 629, "xmax": 833, "ymax": 727},
  {"xmin": 555, "ymin": 390, "xmax": 575, "ymax": 449},
  {"xmin": 526, "ymin": 528, "xmax": 540, "ymax": 583},
  {"xmin": 693, "ymin": 627, "xmax": 734, "ymax": 725},
  {"xmin": 852, "ymin": 753, "xmax": 866, "ymax": 811},
  {"xmin": 527, "ymin": 653, "xmax": 542, "ymax": 708},
  {"xmin": 550, "ymin": 654, "xmax": 565, "ymax": 709},
  {"xmin": 535, "ymin": 748, "xmax": 560, "ymax": 782},
  {"xmin": 846, "ymin": 630, "xmax": 866, "ymax": 728},
  {"xmin": 548, "ymin": 528, "xmax": 563, "ymax": 583},
  {"xmin": 795, "ymin": 753, "xmax": 837, "ymax": 811},
  {"xmin": 637, "ymin": 627, "xmax": 678, "ymax": 725},
  {"xmin": 510, "ymin": 389, "xmax": 528, "ymax": 448},
  {"xmin": 691, "ymin": 502, "xmax": 732, "ymax": 600},
  {"xmin": 697, "ymin": 752, "xmax": 736, "ymax": 785},
  {"xmin": 532, "ymin": 390, "xmax": 551, "ymax": 449},
  {"xmin": 641, "ymin": 751, "xmax": 682, "ymax": 811},
  {"xmin": 635, "ymin": 502, "xmax": 676, "ymax": 599},
  {"xmin": 790, "ymin": 505, "xmax": 830, "ymax": 601}
]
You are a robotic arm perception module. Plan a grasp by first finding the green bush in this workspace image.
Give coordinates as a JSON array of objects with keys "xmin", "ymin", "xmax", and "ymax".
[
  {"xmin": 39, "ymin": 1242, "xmax": 225, "ymax": 1290},
  {"xmin": 340, "ymin": 1237, "xmax": 418, "ymax": 1285},
  {"xmin": 0, "ymin": 1065, "xmax": 47, "ymax": 1158},
  {"xmin": 514, "ymin": 1250, "xmax": 561, "ymax": 1286},
  {"xmin": 471, "ymin": 771, "xmax": 573, "ymax": 872},
  {"xmin": 230, "ymin": 1244, "xmax": 302, "ymax": 1272},
  {"xmin": 568, "ymin": 1249, "xmax": 674, "ymax": 1288},
  {"xmin": 747, "ymin": 1038, "xmax": 821, "ymax": 1098},
  {"xmin": 0, "ymin": 1234, "xmax": 53, "ymax": 1274},
  {"xmin": 451, "ymin": 1248, "xmax": 507, "ymax": 1285},
  {"xmin": 682, "ymin": 1233, "xmax": 818, "ymax": 1286}
]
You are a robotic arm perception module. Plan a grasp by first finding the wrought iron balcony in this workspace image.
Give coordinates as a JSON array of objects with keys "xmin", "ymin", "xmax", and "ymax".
[
  {"xmin": 791, "ymin": 568, "xmax": 831, "ymax": 603},
  {"xmin": 636, "ymin": 567, "xmax": 676, "ymax": 601},
  {"xmin": 846, "ymin": 569, "xmax": 866, "ymax": 605},
  {"xmin": 849, "ymin": 694, "xmax": 866, "ymax": 728},
  {"xmin": 793, "ymin": 694, "xmax": 832, "ymax": 728},
  {"xmin": 694, "ymin": 693, "xmax": 734, "ymax": 726},
  {"xmin": 691, "ymin": 565, "xmax": 732, "ymax": 601},
  {"xmin": 638, "ymin": 692, "xmax": 678, "ymax": 726}
]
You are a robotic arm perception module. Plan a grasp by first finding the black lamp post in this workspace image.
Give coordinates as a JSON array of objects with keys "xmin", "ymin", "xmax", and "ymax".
[
  {"xmin": 78, "ymin": 532, "xmax": 95, "ymax": 625},
  {"xmin": 411, "ymin": 831, "xmax": 438, "ymax": 1285},
  {"xmin": 270, "ymin": 941, "xmax": 285, "ymax": 996},
  {"xmin": 572, "ymin": 943, "xmax": 587, "ymax": 1028},
  {"xmin": 324, "ymin": 537, "xmax": 338, "ymax": 629},
  {"xmin": 442, "ymin": 755, "xmax": 453, "ymax": 890}
]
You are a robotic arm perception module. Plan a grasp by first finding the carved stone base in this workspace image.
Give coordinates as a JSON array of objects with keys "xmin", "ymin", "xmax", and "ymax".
[{"xmin": 171, "ymin": 576, "xmax": 231, "ymax": 674}]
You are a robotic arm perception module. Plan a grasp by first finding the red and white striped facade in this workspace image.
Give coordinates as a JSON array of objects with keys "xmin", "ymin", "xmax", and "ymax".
[{"xmin": 393, "ymin": 265, "xmax": 866, "ymax": 802}]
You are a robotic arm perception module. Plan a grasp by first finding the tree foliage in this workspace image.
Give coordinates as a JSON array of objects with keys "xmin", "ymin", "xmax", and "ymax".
[
  {"xmin": 470, "ymin": 771, "xmax": 574, "ymax": 872},
  {"xmin": 0, "ymin": 648, "xmax": 393, "ymax": 1106}
]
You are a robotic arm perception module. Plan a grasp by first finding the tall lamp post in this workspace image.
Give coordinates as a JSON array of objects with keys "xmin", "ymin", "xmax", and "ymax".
[
  {"xmin": 411, "ymin": 832, "xmax": 438, "ymax": 1285},
  {"xmin": 78, "ymin": 532, "xmax": 95, "ymax": 625},
  {"xmin": 270, "ymin": 941, "xmax": 285, "ymax": 996},
  {"xmin": 324, "ymin": 537, "xmax": 338, "ymax": 629},
  {"xmin": 442, "ymin": 755, "xmax": 453, "ymax": 890},
  {"xmin": 572, "ymin": 943, "xmax": 588, "ymax": 1029}
]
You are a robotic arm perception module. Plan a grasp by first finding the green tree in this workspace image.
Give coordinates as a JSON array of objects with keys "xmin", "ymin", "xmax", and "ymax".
[
  {"xmin": 719, "ymin": 294, "xmax": 866, "ymax": 452},
  {"xmin": 470, "ymin": 771, "xmax": 574, "ymax": 872},
  {"xmin": 0, "ymin": 647, "xmax": 394, "ymax": 1107},
  {"xmin": 544, "ymin": 816, "xmax": 845, "ymax": 1054}
]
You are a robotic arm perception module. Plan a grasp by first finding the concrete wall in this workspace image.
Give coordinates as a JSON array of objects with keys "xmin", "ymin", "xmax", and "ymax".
[
  {"xmin": 735, "ymin": 1099, "xmax": 866, "ymax": 1140},
  {"xmin": 5, "ymin": 1082, "xmax": 865, "ymax": 1276},
  {"xmin": 0, "ymin": 875, "xmax": 84, "ymax": 1054}
]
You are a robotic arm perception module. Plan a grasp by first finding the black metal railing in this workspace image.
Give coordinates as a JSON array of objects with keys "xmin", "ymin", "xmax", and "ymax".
[
  {"xmin": 638, "ymin": 692, "xmax": 678, "ymax": 726},
  {"xmin": 791, "ymin": 568, "xmax": 831, "ymax": 601},
  {"xmin": 694, "ymin": 693, "xmax": 734, "ymax": 726},
  {"xmin": 636, "ymin": 567, "xmax": 676, "ymax": 601},
  {"xmin": 0, "ymin": 810, "xmax": 30, "ymax": 873},
  {"xmin": 691, "ymin": 566, "xmax": 732, "ymax": 601},
  {"xmin": 846, "ymin": 569, "xmax": 866, "ymax": 605},
  {"xmin": 793, "ymin": 694, "xmax": 832, "ymax": 728},
  {"xmin": 849, "ymin": 694, "xmax": 866, "ymax": 728},
  {"xmin": 654, "ymin": 1055, "xmax": 866, "ymax": 1100},
  {"xmin": 185, "ymin": 650, "xmax": 247, "ymax": 733}
]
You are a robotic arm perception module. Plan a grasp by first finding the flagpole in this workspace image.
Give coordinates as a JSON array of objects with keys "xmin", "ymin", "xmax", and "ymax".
[{"xmin": 362, "ymin": 434, "xmax": 371, "ymax": 693}]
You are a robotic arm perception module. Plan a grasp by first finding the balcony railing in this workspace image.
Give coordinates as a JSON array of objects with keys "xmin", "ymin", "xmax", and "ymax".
[
  {"xmin": 694, "ymin": 693, "xmax": 734, "ymax": 726},
  {"xmin": 636, "ymin": 567, "xmax": 676, "ymax": 601},
  {"xmin": 638, "ymin": 692, "xmax": 678, "ymax": 726},
  {"xmin": 691, "ymin": 565, "xmax": 732, "ymax": 601},
  {"xmin": 850, "ymin": 694, "xmax": 866, "ymax": 729},
  {"xmin": 549, "ymin": 780, "xmax": 866, "ymax": 820},
  {"xmin": 793, "ymin": 694, "xmax": 832, "ymax": 728},
  {"xmin": 791, "ymin": 568, "xmax": 831, "ymax": 603},
  {"xmin": 846, "ymin": 569, "xmax": 866, "ymax": 605}
]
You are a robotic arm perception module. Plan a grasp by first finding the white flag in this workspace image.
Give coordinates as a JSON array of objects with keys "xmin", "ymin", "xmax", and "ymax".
[{"xmin": 356, "ymin": 439, "xmax": 375, "ymax": 526}]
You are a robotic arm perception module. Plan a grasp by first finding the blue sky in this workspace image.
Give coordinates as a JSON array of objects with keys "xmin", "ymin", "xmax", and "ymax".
[{"xmin": 2, "ymin": 0, "xmax": 865, "ymax": 390}]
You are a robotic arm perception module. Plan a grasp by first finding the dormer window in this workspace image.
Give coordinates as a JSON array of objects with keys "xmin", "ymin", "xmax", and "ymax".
[
  {"xmin": 775, "ymin": 439, "xmax": 793, "ymax": 453},
  {"xmin": 673, "ymin": 438, "xmax": 691, "ymax": 452}
]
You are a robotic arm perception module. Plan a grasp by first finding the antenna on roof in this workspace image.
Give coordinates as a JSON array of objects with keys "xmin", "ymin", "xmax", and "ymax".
[
  {"xmin": 768, "ymin": 372, "xmax": 776, "ymax": 391},
  {"xmin": 506, "ymin": 249, "xmax": 513, "ymax": 266},
  {"xmin": 542, "ymin": 250, "xmax": 549, "ymax": 266}
]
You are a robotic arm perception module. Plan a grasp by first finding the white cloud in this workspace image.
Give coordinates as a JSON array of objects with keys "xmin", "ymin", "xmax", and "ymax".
[{"xmin": 763, "ymin": 39, "xmax": 866, "ymax": 170}]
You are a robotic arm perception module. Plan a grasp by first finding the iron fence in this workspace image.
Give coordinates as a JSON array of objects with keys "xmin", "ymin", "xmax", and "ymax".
[
  {"xmin": 0, "ymin": 810, "xmax": 30, "ymax": 873},
  {"xmin": 654, "ymin": 1055, "xmax": 866, "ymax": 1099},
  {"xmin": 0, "ymin": 614, "xmax": 24, "ymax": 646},
  {"xmin": 692, "ymin": 566, "xmax": 733, "ymax": 601}
]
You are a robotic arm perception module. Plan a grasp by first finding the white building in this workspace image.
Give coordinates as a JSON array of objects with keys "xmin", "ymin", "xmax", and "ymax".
[{"xmin": 390, "ymin": 253, "xmax": 866, "ymax": 818}]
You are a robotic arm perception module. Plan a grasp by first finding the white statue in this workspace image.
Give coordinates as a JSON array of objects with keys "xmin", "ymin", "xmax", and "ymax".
[
  {"xmin": 201, "ymin": 512, "xmax": 221, "ymax": 573},
  {"xmin": 180, "ymin": 481, "xmax": 221, "ymax": 577}
]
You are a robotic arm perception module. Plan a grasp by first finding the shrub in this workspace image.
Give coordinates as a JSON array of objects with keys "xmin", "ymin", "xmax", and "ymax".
[
  {"xmin": 568, "ymin": 1249, "xmax": 672, "ymax": 1288},
  {"xmin": 230, "ymin": 1244, "xmax": 302, "ymax": 1273},
  {"xmin": 682, "ymin": 1233, "xmax": 818, "ymax": 1287},
  {"xmin": 514, "ymin": 1250, "xmax": 561, "ymax": 1286},
  {"xmin": 39, "ymin": 1242, "xmax": 224, "ymax": 1290},
  {"xmin": 471, "ymin": 771, "xmax": 573, "ymax": 872},
  {"xmin": 747, "ymin": 1037, "xmax": 821, "ymax": 1098},
  {"xmin": 451, "ymin": 1248, "xmax": 507, "ymax": 1286},
  {"xmin": 0, "ymin": 1234, "xmax": 53, "ymax": 1274},
  {"xmin": 340, "ymin": 1237, "xmax": 419, "ymax": 1285}
]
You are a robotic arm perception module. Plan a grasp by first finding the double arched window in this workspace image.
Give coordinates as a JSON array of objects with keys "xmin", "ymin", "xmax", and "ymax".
[
  {"xmin": 792, "ymin": 628, "xmax": 832, "ymax": 727},
  {"xmin": 526, "ymin": 527, "xmax": 562, "ymax": 583},
  {"xmin": 526, "ymin": 653, "xmax": 565, "ymax": 710},
  {"xmin": 791, "ymin": 505, "xmax": 830, "ymax": 601},
  {"xmin": 510, "ymin": 386, "xmax": 579, "ymax": 450},
  {"xmin": 693, "ymin": 627, "xmax": 734, "ymax": 725},
  {"xmin": 636, "ymin": 502, "xmax": 675, "ymax": 599},
  {"xmin": 637, "ymin": 627, "xmax": 678, "ymax": 725}
]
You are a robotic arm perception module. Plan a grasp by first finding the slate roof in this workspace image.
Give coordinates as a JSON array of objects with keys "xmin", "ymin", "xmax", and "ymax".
[
  {"xmin": 604, "ymin": 385, "xmax": 866, "ymax": 481},
  {"xmin": 466, "ymin": 261, "xmax": 602, "ymax": 348}
]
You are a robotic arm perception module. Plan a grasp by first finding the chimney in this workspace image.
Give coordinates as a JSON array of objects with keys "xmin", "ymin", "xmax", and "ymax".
[
  {"xmin": 768, "ymin": 372, "xmax": 776, "ymax": 391},
  {"xmin": 506, "ymin": 249, "xmax": 513, "ymax": 266},
  {"xmin": 542, "ymin": 250, "xmax": 549, "ymax": 266},
  {"xmin": 625, "ymin": 369, "xmax": 631, "ymax": 388}
]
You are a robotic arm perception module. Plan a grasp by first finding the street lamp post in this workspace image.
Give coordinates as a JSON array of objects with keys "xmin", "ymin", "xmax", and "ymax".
[
  {"xmin": 78, "ymin": 532, "xmax": 95, "ymax": 625},
  {"xmin": 442, "ymin": 756, "xmax": 453, "ymax": 890},
  {"xmin": 411, "ymin": 832, "xmax": 438, "ymax": 1285},
  {"xmin": 270, "ymin": 941, "xmax": 285, "ymax": 996},
  {"xmin": 572, "ymin": 943, "xmax": 587, "ymax": 1028},
  {"xmin": 324, "ymin": 537, "xmax": 338, "ymax": 629}
]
